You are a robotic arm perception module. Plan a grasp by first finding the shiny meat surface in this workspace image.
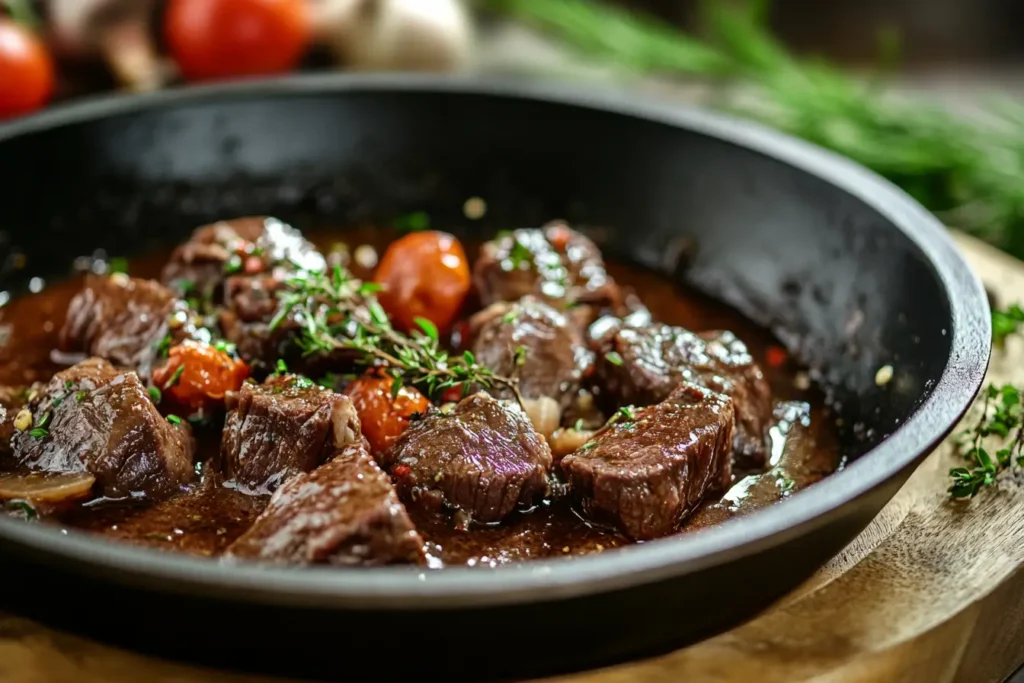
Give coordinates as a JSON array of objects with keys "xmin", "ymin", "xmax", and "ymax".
[
  {"xmin": 225, "ymin": 441, "xmax": 425, "ymax": 566},
  {"xmin": 469, "ymin": 296, "xmax": 594, "ymax": 415},
  {"xmin": 221, "ymin": 375, "xmax": 361, "ymax": 494},
  {"xmin": 561, "ymin": 383, "xmax": 735, "ymax": 540},
  {"xmin": 592, "ymin": 318, "xmax": 773, "ymax": 464},
  {"xmin": 8, "ymin": 358, "xmax": 194, "ymax": 501},
  {"xmin": 382, "ymin": 392, "xmax": 553, "ymax": 524}
]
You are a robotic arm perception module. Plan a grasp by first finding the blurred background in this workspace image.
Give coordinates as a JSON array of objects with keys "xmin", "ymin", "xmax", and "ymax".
[{"xmin": 3, "ymin": 0, "xmax": 1024, "ymax": 260}]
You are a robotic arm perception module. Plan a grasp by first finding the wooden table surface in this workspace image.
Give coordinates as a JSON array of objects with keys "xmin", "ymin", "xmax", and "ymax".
[{"xmin": 0, "ymin": 237, "xmax": 1019, "ymax": 683}]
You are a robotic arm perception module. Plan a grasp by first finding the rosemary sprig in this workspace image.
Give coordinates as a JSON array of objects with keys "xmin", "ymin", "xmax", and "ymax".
[
  {"xmin": 270, "ymin": 266, "xmax": 522, "ymax": 403},
  {"xmin": 992, "ymin": 303, "xmax": 1024, "ymax": 348},
  {"xmin": 486, "ymin": 0, "xmax": 1024, "ymax": 260},
  {"xmin": 950, "ymin": 384, "xmax": 1024, "ymax": 498}
]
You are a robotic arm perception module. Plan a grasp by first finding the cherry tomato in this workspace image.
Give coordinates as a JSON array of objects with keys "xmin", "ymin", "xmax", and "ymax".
[
  {"xmin": 344, "ymin": 373, "xmax": 430, "ymax": 454},
  {"xmin": 0, "ymin": 20, "xmax": 54, "ymax": 119},
  {"xmin": 164, "ymin": 0, "xmax": 311, "ymax": 83},
  {"xmin": 374, "ymin": 231, "xmax": 471, "ymax": 334},
  {"xmin": 152, "ymin": 340, "xmax": 250, "ymax": 413}
]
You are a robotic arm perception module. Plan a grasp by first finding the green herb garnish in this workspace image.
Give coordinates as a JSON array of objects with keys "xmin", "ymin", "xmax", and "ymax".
[
  {"xmin": 224, "ymin": 254, "xmax": 243, "ymax": 274},
  {"xmin": 166, "ymin": 414, "xmax": 182, "ymax": 425},
  {"xmin": 163, "ymin": 365, "xmax": 185, "ymax": 390},
  {"xmin": 28, "ymin": 427, "xmax": 48, "ymax": 439},
  {"xmin": 107, "ymin": 257, "xmax": 129, "ymax": 274},
  {"xmin": 993, "ymin": 304, "xmax": 1024, "ymax": 347},
  {"xmin": 394, "ymin": 211, "xmax": 431, "ymax": 233},
  {"xmin": 950, "ymin": 384, "xmax": 1024, "ymax": 498},
  {"xmin": 605, "ymin": 351, "xmax": 624, "ymax": 367},
  {"xmin": 148, "ymin": 387, "xmax": 162, "ymax": 403},
  {"xmin": 4, "ymin": 499, "xmax": 37, "ymax": 521}
]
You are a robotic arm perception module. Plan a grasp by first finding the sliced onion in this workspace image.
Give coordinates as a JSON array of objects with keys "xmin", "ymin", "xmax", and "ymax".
[
  {"xmin": 0, "ymin": 472, "xmax": 97, "ymax": 504},
  {"xmin": 550, "ymin": 428, "xmax": 596, "ymax": 460},
  {"xmin": 521, "ymin": 396, "xmax": 561, "ymax": 440}
]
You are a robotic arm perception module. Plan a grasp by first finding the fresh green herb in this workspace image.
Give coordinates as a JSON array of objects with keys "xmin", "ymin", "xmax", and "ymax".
[
  {"xmin": 224, "ymin": 254, "xmax": 243, "ymax": 274},
  {"xmin": 64, "ymin": 380, "xmax": 73, "ymax": 391},
  {"xmin": 390, "ymin": 376, "xmax": 404, "ymax": 399},
  {"xmin": 993, "ymin": 304, "xmax": 1024, "ymax": 347},
  {"xmin": 3, "ymin": 499, "xmax": 37, "ymax": 521},
  {"xmin": 269, "ymin": 359, "xmax": 289, "ymax": 380},
  {"xmin": 153, "ymin": 333, "xmax": 173, "ymax": 358},
  {"xmin": 502, "ymin": 310, "xmax": 519, "ymax": 324},
  {"xmin": 415, "ymin": 317, "xmax": 439, "ymax": 341},
  {"xmin": 148, "ymin": 387, "xmax": 162, "ymax": 403},
  {"xmin": 601, "ymin": 405, "xmax": 638, "ymax": 431},
  {"xmin": 50, "ymin": 395, "xmax": 64, "ymax": 410},
  {"xmin": 28, "ymin": 427, "xmax": 48, "ymax": 439},
  {"xmin": 213, "ymin": 339, "xmax": 237, "ymax": 356},
  {"xmin": 573, "ymin": 418, "xmax": 584, "ymax": 431},
  {"xmin": 506, "ymin": 239, "xmax": 535, "ymax": 269},
  {"xmin": 358, "ymin": 282, "xmax": 384, "ymax": 296},
  {"xmin": 950, "ymin": 384, "xmax": 1024, "ymax": 497},
  {"xmin": 269, "ymin": 266, "xmax": 522, "ymax": 402},
  {"xmin": 75, "ymin": 391, "xmax": 86, "ymax": 402},
  {"xmin": 605, "ymin": 351, "xmax": 624, "ymax": 367},
  {"xmin": 289, "ymin": 375, "xmax": 315, "ymax": 390},
  {"xmin": 107, "ymin": 257, "xmax": 129, "ymax": 274},
  {"xmin": 513, "ymin": 345, "xmax": 527, "ymax": 368},
  {"xmin": 487, "ymin": 0, "xmax": 1024, "ymax": 260},
  {"xmin": 394, "ymin": 211, "xmax": 431, "ymax": 233},
  {"xmin": 5, "ymin": 0, "xmax": 41, "ymax": 30},
  {"xmin": 34, "ymin": 411, "xmax": 51, "ymax": 430},
  {"xmin": 775, "ymin": 473, "xmax": 796, "ymax": 494},
  {"xmin": 163, "ymin": 365, "xmax": 185, "ymax": 390},
  {"xmin": 167, "ymin": 414, "xmax": 183, "ymax": 425}
]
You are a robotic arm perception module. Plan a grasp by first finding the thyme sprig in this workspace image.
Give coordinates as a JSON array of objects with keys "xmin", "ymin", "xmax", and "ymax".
[
  {"xmin": 270, "ymin": 266, "xmax": 523, "ymax": 403},
  {"xmin": 950, "ymin": 384, "xmax": 1024, "ymax": 498}
]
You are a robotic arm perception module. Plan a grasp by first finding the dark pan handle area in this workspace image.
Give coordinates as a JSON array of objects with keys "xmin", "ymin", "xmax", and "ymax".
[{"xmin": 0, "ymin": 75, "xmax": 989, "ymax": 681}]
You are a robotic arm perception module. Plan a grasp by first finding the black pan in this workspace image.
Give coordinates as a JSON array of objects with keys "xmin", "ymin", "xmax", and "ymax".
[{"xmin": 0, "ymin": 74, "xmax": 990, "ymax": 681}]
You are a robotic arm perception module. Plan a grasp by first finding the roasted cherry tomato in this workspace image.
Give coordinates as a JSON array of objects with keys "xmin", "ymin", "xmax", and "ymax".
[
  {"xmin": 152, "ymin": 340, "xmax": 250, "ymax": 413},
  {"xmin": 164, "ymin": 0, "xmax": 311, "ymax": 83},
  {"xmin": 344, "ymin": 372, "xmax": 431, "ymax": 454},
  {"xmin": 0, "ymin": 19, "xmax": 54, "ymax": 119},
  {"xmin": 374, "ymin": 231, "xmax": 471, "ymax": 334}
]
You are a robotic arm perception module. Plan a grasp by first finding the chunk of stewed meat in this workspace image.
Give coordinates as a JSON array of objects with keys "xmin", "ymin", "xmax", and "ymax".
[
  {"xmin": 224, "ymin": 441, "xmax": 425, "ymax": 566},
  {"xmin": 592, "ymin": 319, "xmax": 772, "ymax": 464},
  {"xmin": 221, "ymin": 375, "xmax": 361, "ymax": 495},
  {"xmin": 468, "ymin": 296, "xmax": 595, "ymax": 416},
  {"xmin": 161, "ymin": 216, "xmax": 326, "ymax": 301},
  {"xmin": 560, "ymin": 383, "xmax": 734, "ymax": 540},
  {"xmin": 59, "ymin": 274, "xmax": 197, "ymax": 382},
  {"xmin": 0, "ymin": 385, "xmax": 30, "ymax": 471},
  {"xmin": 473, "ymin": 223, "xmax": 622, "ymax": 314},
  {"xmin": 8, "ymin": 358, "xmax": 195, "ymax": 501},
  {"xmin": 381, "ymin": 392, "xmax": 552, "ymax": 524}
]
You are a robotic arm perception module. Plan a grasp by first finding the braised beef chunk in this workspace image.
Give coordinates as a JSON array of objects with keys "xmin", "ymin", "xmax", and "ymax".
[
  {"xmin": 59, "ymin": 274, "xmax": 196, "ymax": 381},
  {"xmin": 382, "ymin": 392, "xmax": 552, "ymax": 524},
  {"xmin": 592, "ymin": 319, "xmax": 772, "ymax": 464},
  {"xmin": 468, "ymin": 296, "xmax": 595, "ymax": 415},
  {"xmin": 560, "ymin": 383, "xmax": 734, "ymax": 540},
  {"xmin": 8, "ymin": 358, "xmax": 194, "ymax": 501},
  {"xmin": 221, "ymin": 374, "xmax": 361, "ymax": 494},
  {"xmin": 225, "ymin": 441, "xmax": 425, "ymax": 565},
  {"xmin": 473, "ymin": 223, "xmax": 623, "ymax": 313},
  {"xmin": 161, "ymin": 216, "xmax": 325, "ymax": 300}
]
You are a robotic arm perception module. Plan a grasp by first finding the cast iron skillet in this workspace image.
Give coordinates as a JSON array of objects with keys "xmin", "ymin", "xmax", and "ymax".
[{"xmin": 0, "ymin": 74, "xmax": 990, "ymax": 681}]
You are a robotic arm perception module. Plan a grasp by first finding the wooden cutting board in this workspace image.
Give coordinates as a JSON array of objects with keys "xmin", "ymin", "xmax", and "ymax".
[{"xmin": 0, "ymin": 230, "xmax": 1019, "ymax": 683}]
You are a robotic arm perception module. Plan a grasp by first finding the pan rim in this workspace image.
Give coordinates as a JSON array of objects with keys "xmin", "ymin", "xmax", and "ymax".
[{"xmin": 0, "ymin": 72, "xmax": 991, "ymax": 609}]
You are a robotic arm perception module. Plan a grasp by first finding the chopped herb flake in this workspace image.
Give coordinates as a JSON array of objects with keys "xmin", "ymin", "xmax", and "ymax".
[
  {"xmin": 148, "ymin": 387, "xmax": 162, "ymax": 403},
  {"xmin": 163, "ymin": 365, "xmax": 185, "ymax": 390},
  {"xmin": 107, "ymin": 257, "xmax": 129, "ymax": 274},
  {"xmin": 394, "ymin": 211, "xmax": 431, "ymax": 233},
  {"xmin": 605, "ymin": 351, "xmax": 624, "ymax": 367},
  {"xmin": 28, "ymin": 427, "xmax": 48, "ymax": 439},
  {"xmin": 415, "ymin": 317, "xmax": 439, "ymax": 340},
  {"xmin": 167, "ymin": 414, "xmax": 182, "ymax": 425}
]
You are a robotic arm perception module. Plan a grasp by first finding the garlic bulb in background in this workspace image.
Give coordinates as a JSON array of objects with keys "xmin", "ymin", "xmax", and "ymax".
[{"xmin": 310, "ymin": 0, "xmax": 473, "ymax": 71}]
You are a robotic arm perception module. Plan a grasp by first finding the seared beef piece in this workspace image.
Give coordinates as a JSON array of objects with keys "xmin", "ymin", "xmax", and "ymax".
[
  {"xmin": 221, "ymin": 374, "xmax": 362, "ymax": 494},
  {"xmin": 473, "ymin": 223, "xmax": 623, "ymax": 315},
  {"xmin": 468, "ymin": 296, "xmax": 595, "ymax": 415},
  {"xmin": 9, "ymin": 358, "xmax": 194, "ymax": 501},
  {"xmin": 59, "ymin": 274, "xmax": 198, "ymax": 382},
  {"xmin": 224, "ymin": 441, "xmax": 425, "ymax": 566},
  {"xmin": 161, "ymin": 216, "xmax": 325, "ymax": 300},
  {"xmin": 592, "ymin": 319, "xmax": 772, "ymax": 464},
  {"xmin": 0, "ymin": 386, "xmax": 29, "ymax": 470},
  {"xmin": 560, "ymin": 383, "xmax": 735, "ymax": 540},
  {"xmin": 381, "ymin": 392, "xmax": 552, "ymax": 524}
]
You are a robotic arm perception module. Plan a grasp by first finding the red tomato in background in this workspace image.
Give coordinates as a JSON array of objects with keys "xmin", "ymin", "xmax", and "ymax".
[
  {"xmin": 344, "ymin": 373, "xmax": 431, "ymax": 454},
  {"xmin": 164, "ymin": 0, "xmax": 311, "ymax": 82},
  {"xmin": 374, "ymin": 231, "xmax": 471, "ymax": 334},
  {"xmin": 0, "ymin": 19, "xmax": 54, "ymax": 119}
]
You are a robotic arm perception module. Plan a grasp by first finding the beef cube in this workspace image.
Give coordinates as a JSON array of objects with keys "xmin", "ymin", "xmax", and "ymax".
[
  {"xmin": 560, "ymin": 383, "xmax": 734, "ymax": 540},
  {"xmin": 221, "ymin": 375, "xmax": 362, "ymax": 494},
  {"xmin": 9, "ymin": 358, "xmax": 195, "ymax": 501},
  {"xmin": 473, "ymin": 223, "xmax": 623, "ymax": 315},
  {"xmin": 381, "ymin": 392, "xmax": 552, "ymax": 524},
  {"xmin": 59, "ymin": 274, "xmax": 197, "ymax": 381},
  {"xmin": 468, "ymin": 296, "xmax": 595, "ymax": 416},
  {"xmin": 224, "ymin": 441, "xmax": 425, "ymax": 566},
  {"xmin": 161, "ymin": 216, "xmax": 325, "ymax": 299},
  {"xmin": 593, "ymin": 320, "xmax": 772, "ymax": 464},
  {"xmin": 0, "ymin": 386, "xmax": 30, "ymax": 471}
]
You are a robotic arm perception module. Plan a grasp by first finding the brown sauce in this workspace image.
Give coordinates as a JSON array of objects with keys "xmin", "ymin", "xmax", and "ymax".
[{"xmin": 0, "ymin": 226, "xmax": 840, "ymax": 565}]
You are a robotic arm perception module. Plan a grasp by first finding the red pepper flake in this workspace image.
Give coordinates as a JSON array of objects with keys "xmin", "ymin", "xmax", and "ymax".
[
  {"xmin": 441, "ymin": 385, "xmax": 464, "ymax": 403},
  {"xmin": 392, "ymin": 464, "xmax": 411, "ymax": 478},
  {"xmin": 765, "ymin": 345, "xmax": 788, "ymax": 369},
  {"xmin": 243, "ymin": 256, "xmax": 264, "ymax": 274}
]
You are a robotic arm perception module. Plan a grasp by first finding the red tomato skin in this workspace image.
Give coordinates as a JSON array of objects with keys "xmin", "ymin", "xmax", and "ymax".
[
  {"xmin": 345, "ymin": 374, "xmax": 431, "ymax": 454},
  {"xmin": 0, "ymin": 20, "xmax": 54, "ymax": 119},
  {"xmin": 164, "ymin": 0, "xmax": 311, "ymax": 82},
  {"xmin": 373, "ymin": 231, "xmax": 471, "ymax": 334},
  {"xmin": 152, "ymin": 340, "xmax": 251, "ymax": 413}
]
